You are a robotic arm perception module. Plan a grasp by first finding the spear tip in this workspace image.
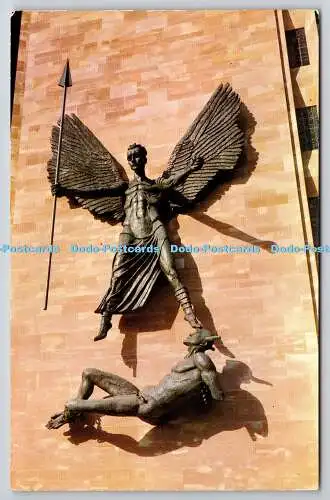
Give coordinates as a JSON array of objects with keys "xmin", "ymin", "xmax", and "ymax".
[{"xmin": 58, "ymin": 59, "xmax": 72, "ymax": 88}]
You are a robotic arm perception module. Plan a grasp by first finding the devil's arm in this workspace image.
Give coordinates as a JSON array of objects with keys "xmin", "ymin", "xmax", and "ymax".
[
  {"xmin": 53, "ymin": 180, "xmax": 128, "ymax": 198},
  {"xmin": 194, "ymin": 352, "xmax": 223, "ymax": 400},
  {"xmin": 171, "ymin": 357, "xmax": 196, "ymax": 373}
]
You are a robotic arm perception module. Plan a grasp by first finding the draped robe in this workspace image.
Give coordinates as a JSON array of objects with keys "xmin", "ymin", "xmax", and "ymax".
[{"xmin": 95, "ymin": 177, "xmax": 170, "ymax": 315}]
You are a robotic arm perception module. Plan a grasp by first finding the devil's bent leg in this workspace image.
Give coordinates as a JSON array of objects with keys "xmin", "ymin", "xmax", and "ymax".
[{"xmin": 76, "ymin": 368, "xmax": 139, "ymax": 400}]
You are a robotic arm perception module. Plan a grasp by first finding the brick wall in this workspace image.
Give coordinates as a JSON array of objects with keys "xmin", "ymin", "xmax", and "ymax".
[{"xmin": 11, "ymin": 10, "xmax": 318, "ymax": 490}]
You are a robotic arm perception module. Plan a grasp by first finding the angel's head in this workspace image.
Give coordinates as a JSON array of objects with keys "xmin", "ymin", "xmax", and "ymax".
[{"xmin": 127, "ymin": 143, "xmax": 147, "ymax": 173}]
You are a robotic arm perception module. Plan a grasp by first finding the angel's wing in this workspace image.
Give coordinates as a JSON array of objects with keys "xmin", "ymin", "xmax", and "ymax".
[
  {"xmin": 47, "ymin": 114, "xmax": 128, "ymax": 223},
  {"xmin": 160, "ymin": 83, "xmax": 244, "ymax": 211}
]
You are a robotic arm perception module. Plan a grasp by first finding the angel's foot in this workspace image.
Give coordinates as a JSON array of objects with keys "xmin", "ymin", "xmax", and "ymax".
[
  {"xmin": 184, "ymin": 310, "xmax": 202, "ymax": 329},
  {"xmin": 94, "ymin": 313, "xmax": 112, "ymax": 341},
  {"xmin": 174, "ymin": 287, "xmax": 202, "ymax": 328},
  {"xmin": 183, "ymin": 303, "xmax": 202, "ymax": 328}
]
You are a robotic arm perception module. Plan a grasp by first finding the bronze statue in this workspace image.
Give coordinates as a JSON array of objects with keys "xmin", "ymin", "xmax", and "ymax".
[
  {"xmin": 46, "ymin": 329, "xmax": 224, "ymax": 430},
  {"xmin": 48, "ymin": 83, "xmax": 244, "ymax": 340}
]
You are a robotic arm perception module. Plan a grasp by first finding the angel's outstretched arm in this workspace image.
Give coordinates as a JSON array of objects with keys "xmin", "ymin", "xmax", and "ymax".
[
  {"xmin": 53, "ymin": 180, "xmax": 128, "ymax": 198},
  {"xmin": 149, "ymin": 157, "xmax": 203, "ymax": 192}
]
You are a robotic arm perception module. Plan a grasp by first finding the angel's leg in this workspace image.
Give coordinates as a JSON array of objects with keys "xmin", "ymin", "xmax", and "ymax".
[
  {"xmin": 94, "ymin": 231, "xmax": 134, "ymax": 341},
  {"xmin": 159, "ymin": 236, "xmax": 202, "ymax": 329},
  {"xmin": 94, "ymin": 311, "xmax": 112, "ymax": 341}
]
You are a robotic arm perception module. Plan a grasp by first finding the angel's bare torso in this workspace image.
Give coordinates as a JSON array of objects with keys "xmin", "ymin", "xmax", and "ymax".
[{"xmin": 122, "ymin": 177, "xmax": 165, "ymax": 240}]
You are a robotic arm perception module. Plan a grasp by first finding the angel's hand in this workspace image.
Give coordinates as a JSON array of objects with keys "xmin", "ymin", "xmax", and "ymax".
[
  {"xmin": 189, "ymin": 154, "xmax": 204, "ymax": 172},
  {"xmin": 52, "ymin": 183, "xmax": 66, "ymax": 197}
]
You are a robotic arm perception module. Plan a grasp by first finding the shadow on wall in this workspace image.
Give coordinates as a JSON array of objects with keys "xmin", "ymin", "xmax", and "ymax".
[
  {"xmin": 118, "ymin": 102, "xmax": 277, "ymax": 374},
  {"xmin": 63, "ymin": 360, "xmax": 272, "ymax": 456}
]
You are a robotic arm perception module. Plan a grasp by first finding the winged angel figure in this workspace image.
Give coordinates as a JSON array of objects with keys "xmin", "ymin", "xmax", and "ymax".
[{"xmin": 48, "ymin": 83, "xmax": 244, "ymax": 341}]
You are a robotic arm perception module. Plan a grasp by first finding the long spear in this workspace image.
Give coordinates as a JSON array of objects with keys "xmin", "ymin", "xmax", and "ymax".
[{"xmin": 43, "ymin": 59, "xmax": 72, "ymax": 310}]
